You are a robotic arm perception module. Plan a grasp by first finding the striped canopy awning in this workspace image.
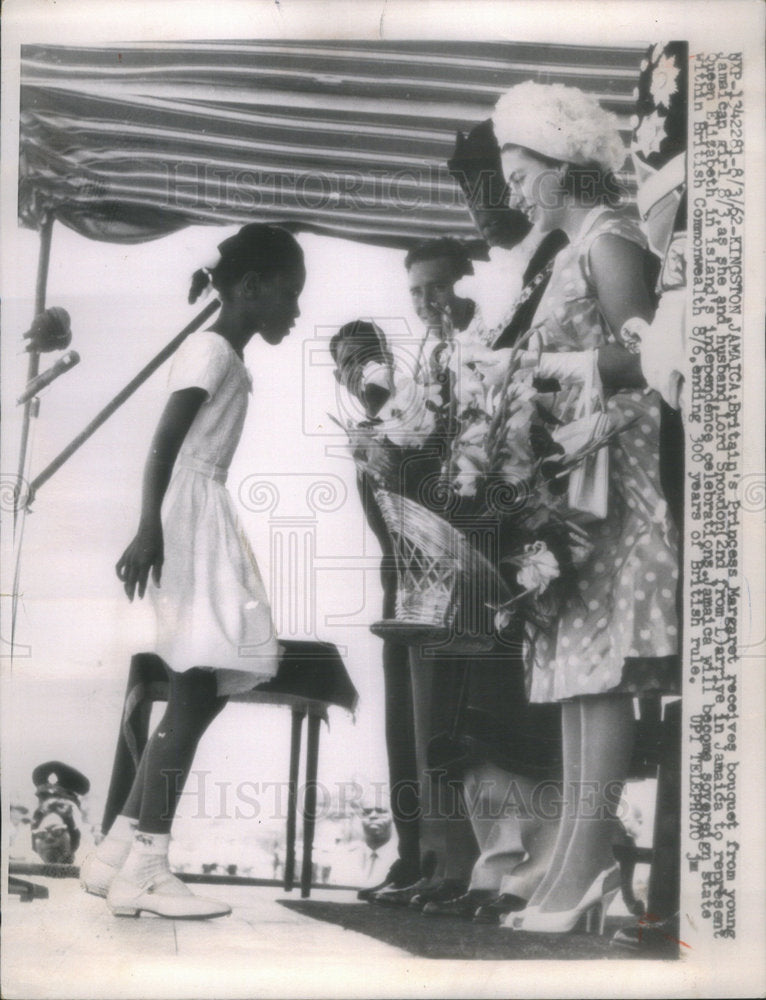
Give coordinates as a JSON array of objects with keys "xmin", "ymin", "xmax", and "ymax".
[{"xmin": 20, "ymin": 40, "xmax": 644, "ymax": 249}]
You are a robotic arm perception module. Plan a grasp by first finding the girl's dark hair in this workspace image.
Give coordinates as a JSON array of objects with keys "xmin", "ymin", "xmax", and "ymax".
[
  {"xmin": 189, "ymin": 224, "xmax": 304, "ymax": 303},
  {"xmin": 528, "ymin": 149, "xmax": 624, "ymax": 208},
  {"xmin": 404, "ymin": 237, "xmax": 474, "ymax": 281}
]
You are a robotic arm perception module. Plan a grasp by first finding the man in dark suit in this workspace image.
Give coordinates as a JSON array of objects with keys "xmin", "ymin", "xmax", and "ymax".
[
  {"xmin": 331, "ymin": 321, "xmax": 423, "ymax": 897},
  {"xmin": 332, "ymin": 315, "xmax": 483, "ymax": 909},
  {"xmin": 412, "ymin": 119, "xmax": 567, "ymax": 923}
]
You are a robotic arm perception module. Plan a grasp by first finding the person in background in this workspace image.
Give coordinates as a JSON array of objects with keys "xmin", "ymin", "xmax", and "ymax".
[
  {"xmin": 373, "ymin": 236, "xmax": 566, "ymax": 913},
  {"xmin": 9, "ymin": 803, "xmax": 35, "ymax": 861},
  {"xmin": 354, "ymin": 793, "xmax": 399, "ymax": 890},
  {"xmin": 271, "ymin": 837, "xmax": 284, "ymax": 881},
  {"xmin": 405, "ymin": 237, "xmax": 481, "ymax": 347},
  {"xmin": 330, "ymin": 788, "xmax": 400, "ymax": 890},
  {"xmin": 30, "ymin": 761, "xmax": 91, "ymax": 865}
]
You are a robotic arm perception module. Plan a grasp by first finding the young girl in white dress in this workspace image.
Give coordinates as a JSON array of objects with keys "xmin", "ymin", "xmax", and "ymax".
[{"xmin": 80, "ymin": 224, "xmax": 305, "ymax": 919}]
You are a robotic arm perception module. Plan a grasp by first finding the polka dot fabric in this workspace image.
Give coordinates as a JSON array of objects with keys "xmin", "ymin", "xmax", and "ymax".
[{"xmin": 524, "ymin": 208, "xmax": 680, "ymax": 702}]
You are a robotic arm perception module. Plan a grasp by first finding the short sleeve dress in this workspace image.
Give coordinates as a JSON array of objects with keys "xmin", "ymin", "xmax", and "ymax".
[
  {"xmin": 149, "ymin": 330, "xmax": 280, "ymax": 696},
  {"xmin": 524, "ymin": 208, "xmax": 680, "ymax": 703}
]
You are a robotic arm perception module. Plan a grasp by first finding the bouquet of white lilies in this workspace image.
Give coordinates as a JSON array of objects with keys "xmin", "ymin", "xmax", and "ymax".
[{"xmin": 336, "ymin": 321, "xmax": 630, "ymax": 640}]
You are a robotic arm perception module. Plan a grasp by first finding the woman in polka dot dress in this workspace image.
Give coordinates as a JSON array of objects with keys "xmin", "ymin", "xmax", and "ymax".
[
  {"xmin": 492, "ymin": 82, "xmax": 680, "ymax": 932},
  {"xmin": 525, "ymin": 209, "xmax": 679, "ymax": 705}
]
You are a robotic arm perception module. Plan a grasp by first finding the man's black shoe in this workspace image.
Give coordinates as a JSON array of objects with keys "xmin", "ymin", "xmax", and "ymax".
[
  {"xmin": 357, "ymin": 860, "xmax": 419, "ymax": 902},
  {"xmin": 422, "ymin": 889, "xmax": 495, "ymax": 919},
  {"xmin": 408, "ymin": 878, "xmax": 468, "ymax": 911},
  {"xmin": 472, "ymin": 893, "xmax": 528, "ymax": 924},
  {"xmin": 371, "ymin": 875, "xmax": 433, "ymax": 907}
]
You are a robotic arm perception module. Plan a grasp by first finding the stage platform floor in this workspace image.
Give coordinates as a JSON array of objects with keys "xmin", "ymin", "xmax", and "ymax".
[{"xmin": 3, "ymin": 876, "xmax": 666, "ymax": 999}]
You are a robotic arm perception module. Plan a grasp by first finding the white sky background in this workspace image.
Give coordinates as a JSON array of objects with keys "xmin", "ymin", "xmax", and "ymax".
[{"xmin": 4, "ymin": 220, "xmax": 432, "ymax": 832}]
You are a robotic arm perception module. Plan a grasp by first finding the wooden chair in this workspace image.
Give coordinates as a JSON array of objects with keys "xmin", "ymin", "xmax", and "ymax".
[
  {"xmin": 102, "ymin": 640, "xmax": 358, "ymax": 898},
  {"xmin": 617, "ymin": 695, "xmax": 681, "ymax": 920}
]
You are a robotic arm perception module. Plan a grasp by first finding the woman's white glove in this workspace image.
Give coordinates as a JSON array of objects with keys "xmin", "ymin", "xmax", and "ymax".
[
  {"xmin": 536, "ymin": 349, "xmax": 601, "ymax": 384},
  {"xmin": 535, "ymin": 349, "xmax": 603, "ymax": 418},
  {"xmin": 627, "ymin": 294, "xmax": 686, "ymax": 412}
]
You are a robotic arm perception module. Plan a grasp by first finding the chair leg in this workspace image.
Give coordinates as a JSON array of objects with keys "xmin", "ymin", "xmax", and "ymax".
[
  {"xmin": 8, "ymin": 875, "xmax": 49, "ymax": 902},
  {"xmin": 613, "ymin": 838, "xmax": 647, "ymax": 917},
  {"xmin": 647, "ymin": 698, "xmax": 681, "ymax": 920},
  {"xmin": 449, "ymin": 660, "xmax": 472, "ymax": 740},
  {"xmin": 300, "ymin": 713, "xmax": 321, "ymax": 898},
  {"xmin": 284, "ymin": 710, "xmax": 304, "ymax": 892}
]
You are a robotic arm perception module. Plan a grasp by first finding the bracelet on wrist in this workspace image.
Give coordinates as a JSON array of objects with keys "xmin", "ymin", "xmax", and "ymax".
[{"xmin": 620, "ymin": 317, "xmax": 650, "ymax": 355}]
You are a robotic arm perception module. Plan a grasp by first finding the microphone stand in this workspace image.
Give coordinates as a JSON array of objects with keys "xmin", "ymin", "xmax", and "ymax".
[
  {"xmin": 14, "ymin": 215, "xmax": 53, "ymax": 530},
  {"xmin": 7, "ymin": 218, "xmax": 53, "ymax": 902},
  {"xmin": 26, "ymin": 297, "xmax": 220, "ymax": 507},
  {"xmin": 11, "ymin": 291, "xmax": 219, "ymax": 650}
]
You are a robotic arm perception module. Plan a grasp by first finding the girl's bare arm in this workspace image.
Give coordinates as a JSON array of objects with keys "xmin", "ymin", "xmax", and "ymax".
[{"xmin": 116, "ymin": 387, "xmax": 206, "ymax": 601}]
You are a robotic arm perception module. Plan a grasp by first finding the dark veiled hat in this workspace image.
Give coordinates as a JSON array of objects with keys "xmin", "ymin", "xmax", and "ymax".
[{"xmin": 447, "ymin": 119, "xmax": 509, "ymax": 207}]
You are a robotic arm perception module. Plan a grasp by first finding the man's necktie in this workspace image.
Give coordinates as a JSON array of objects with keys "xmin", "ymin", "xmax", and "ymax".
[
  {"xmin": 367, "ymin": 849, "xmax": 378, "ymax": 879},
  {"xmin": 429, "ymin": 338, "xmax": 453, "ymax": 408}
]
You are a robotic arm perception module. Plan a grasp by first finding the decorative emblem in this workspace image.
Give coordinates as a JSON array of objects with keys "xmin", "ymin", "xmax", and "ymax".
[
  {"xmin": 633, "ymin": 111, "xmax": 668, "ymax": 158},
  {"xmin": 650, "ymin": 54, "xmax": 680, "ymax": 109}
]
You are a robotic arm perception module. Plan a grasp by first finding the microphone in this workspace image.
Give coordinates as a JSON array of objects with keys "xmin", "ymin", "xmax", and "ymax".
[
  {"xmin": 23, "ymin": 307, "xmax": 72, "ymax": 353},
  {"xmin": 17, "ymin": 351, "xmax": 81, "ymax": 405}
]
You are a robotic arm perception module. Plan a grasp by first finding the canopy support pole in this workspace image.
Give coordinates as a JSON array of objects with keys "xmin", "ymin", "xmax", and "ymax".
[
  {"xmin": 15, "ymin": 214, "xmax": 53, "ymax": 527},
  {"xmin": 26, "ymin": 298, "xmax": 220, "ymax": 506}
]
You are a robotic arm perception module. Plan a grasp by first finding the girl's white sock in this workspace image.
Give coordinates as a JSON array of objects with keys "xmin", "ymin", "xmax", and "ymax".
[
  {"xmin": 119, "ymin": 831, "xmax": 172, "ymax": 884},
  {"xmin": 130, "ymin": 831, "xmax": 171, "ymax": 855},
  {"xmin": 110, "ymin": 814, "xmax": 139, "ymax": 841},
  {"xmin": 94, "ymin": 814, "xmax": 138, "ymax": 866}
]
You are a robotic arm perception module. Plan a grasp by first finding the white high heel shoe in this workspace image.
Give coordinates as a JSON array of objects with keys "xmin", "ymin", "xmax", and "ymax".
[
  {"xmin": 107, "ymin": 868, "xmax": 232, "ymax": 919},
  {"xmin": 502, "ymin": 904, "xmax": 537, "ymax": 931},
  {"xmin": 511, "ymin": 865, "xmax": 621, "ymax": 935}
]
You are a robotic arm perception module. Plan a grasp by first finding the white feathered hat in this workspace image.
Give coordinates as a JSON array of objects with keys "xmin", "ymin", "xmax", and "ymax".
[{"xmin": 492, "ymin": 81, "xmax": 627, "ymax": 175}]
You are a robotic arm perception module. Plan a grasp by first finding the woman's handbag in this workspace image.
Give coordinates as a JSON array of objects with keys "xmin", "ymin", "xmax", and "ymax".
[
  {"xmin": 552, "ymin": 410, "xmax": 610, "ymax": 520},
  {"xmin": 542, "ymin": 350, "xmax": 610, "ymax": 521}
]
